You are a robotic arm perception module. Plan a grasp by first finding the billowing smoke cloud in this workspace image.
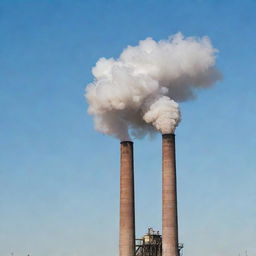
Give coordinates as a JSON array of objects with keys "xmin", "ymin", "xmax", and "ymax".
[{"xmin": 85, "ymin": 33, "xmax": 221, "ymax": 140}]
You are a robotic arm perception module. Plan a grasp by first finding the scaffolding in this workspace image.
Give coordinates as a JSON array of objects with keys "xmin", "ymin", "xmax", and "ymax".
[{"xmin": 136, "ymin": 228, "xmax": 183, "ymax": 256}]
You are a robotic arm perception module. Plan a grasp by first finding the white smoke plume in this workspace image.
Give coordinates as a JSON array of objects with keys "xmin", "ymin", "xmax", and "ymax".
[{"xmin": 85, "ymin": 33, "xmax": 221, "ymax": 140}]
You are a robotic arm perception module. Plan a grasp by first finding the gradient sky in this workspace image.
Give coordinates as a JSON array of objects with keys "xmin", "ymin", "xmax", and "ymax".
[{"xmin": 0, "ymin": 0, "xmax": 256, "ymax": 256}]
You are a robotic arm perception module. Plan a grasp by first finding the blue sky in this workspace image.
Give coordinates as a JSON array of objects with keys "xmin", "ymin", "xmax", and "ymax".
[{"xmin": 0, "ymin": 0, "xmax": 255, "ymax": 255}]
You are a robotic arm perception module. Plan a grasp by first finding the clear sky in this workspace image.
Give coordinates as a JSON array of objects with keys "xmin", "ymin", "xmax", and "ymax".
[{"xmin": 0, "ymin": 0, "xmax": 255, "ymax": 256}]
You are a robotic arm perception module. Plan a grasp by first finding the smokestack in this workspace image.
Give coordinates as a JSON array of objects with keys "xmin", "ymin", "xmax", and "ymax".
[
  {"xmin": 162, "ymin": 134, "xmax": 179, "ymax": 256},
  {"xmin": 119, "ymin": 141, "xmax": 135, "ymax": 256}
]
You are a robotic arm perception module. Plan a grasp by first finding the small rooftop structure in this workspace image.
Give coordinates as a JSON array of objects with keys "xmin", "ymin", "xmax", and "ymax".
[
  {"xmin": 136, "ymin": 228, "xmax": 162, "ymax": 256},
  {"xmin": 136, "ymin": 228, "xmax": 183, "ymax": 256}
]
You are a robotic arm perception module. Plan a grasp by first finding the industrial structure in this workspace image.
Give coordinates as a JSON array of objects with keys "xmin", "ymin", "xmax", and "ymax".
[
  {"xmin": 136, "ymin": 228, "xmax": 162, "ymax": 256},
  {"xmin": 119, "ymin": 134, "xmax": 181, "ymax": 256},
  {"xmin": 135, "ymin": 228, "xmax": 184, "ymax": 256}
]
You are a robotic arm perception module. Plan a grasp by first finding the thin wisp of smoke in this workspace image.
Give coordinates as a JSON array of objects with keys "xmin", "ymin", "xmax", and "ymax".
[{"xmin": 85, "ymin": 33, "xmax": 221, "ymax": 140}]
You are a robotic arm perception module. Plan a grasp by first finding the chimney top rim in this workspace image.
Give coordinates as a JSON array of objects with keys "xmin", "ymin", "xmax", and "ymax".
[
  {"xmin": 162, "ymin": 133, "xmax": 175, "ymax": 136},
  {"xmin": 120, "ymin": 140, "xmax": 133, "ymax": 144}
]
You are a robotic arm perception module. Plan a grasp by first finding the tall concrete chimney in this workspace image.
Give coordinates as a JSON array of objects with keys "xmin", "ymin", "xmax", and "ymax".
[
  {"xmin": 119, "ymin": 141, "xmax": 135, "ymax": 256},
  {"xmin": 162, "ymin": 134, "xmax": 179, "ymax": 256}
]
